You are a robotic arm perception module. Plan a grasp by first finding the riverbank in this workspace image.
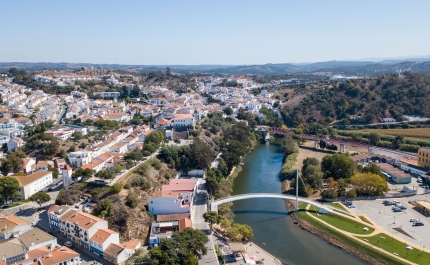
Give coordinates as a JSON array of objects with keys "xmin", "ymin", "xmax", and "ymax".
[{"xmin": 286, "ymin": 200, "xmax": 396, "ymax": 265}]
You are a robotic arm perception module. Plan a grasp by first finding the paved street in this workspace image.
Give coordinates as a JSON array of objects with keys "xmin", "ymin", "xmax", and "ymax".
[{"xmin": 191, "ymin": 180, "xmax": 219, "ymax": 265}]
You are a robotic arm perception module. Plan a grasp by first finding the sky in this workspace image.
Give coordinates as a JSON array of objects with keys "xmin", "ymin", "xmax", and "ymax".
[{"xmin": 1, "ymin": 0, "xmax": 430, "ymax": 65}]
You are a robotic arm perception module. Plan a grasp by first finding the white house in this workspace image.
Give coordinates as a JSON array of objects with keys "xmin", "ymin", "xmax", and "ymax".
[
  {"xmin": 89, "ymin": 228, "xmax": 120, "ymax": 256},
  {"xmin": 0, "ymin": 214, "xmax": 32, "ymax": 240},
  {"xmin": 109, "ymin": 142, "xmax": 128, "ymax": 154},
  {"xmin": 148, "ymin": 179, "xmax": 198, "ymax": 215},
  {"xmin": 7, "ymin": 136, "xmax": 24, "ymax": 151},
  {"xmin": 35, "ymin": 160, "xmax": 49, "ymax": 171},
  {"xmin": 103, "ymin": 240, "xmax": 141, "ymax": 265},
  {"xmin": 68, "ymin": 150, "xmax": 94, "ymax": 168},
  {"xmin": 22, "ymin": 157, "xmax": 37, "ymax": 174},
  {"xmin": 12, "ymin": 171, "xmax": 53, "ymax": 199},
  {"xmin": 383, "ymin": 117, "xmax": 396, "ymax": 123}
]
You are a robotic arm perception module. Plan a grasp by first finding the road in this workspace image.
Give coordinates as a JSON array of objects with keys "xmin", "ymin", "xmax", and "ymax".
[
  {"xmin": 191, "ymin": 179, "xmax": 219, "ymax": 265},
  {"xmin": 56, "ymin": 98, "xmax": 68, "ymax": 124}
]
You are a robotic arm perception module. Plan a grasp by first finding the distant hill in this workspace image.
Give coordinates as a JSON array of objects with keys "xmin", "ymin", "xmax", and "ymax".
[
  {"xmin": 282, "ymin": 72, "xmax": 430, "ymax": 127},
  {"xmin": 2, "ymin": 57, "xmax": 430, "ymax": 76}
]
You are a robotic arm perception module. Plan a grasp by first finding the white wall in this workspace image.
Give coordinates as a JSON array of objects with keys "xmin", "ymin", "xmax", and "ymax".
[{"xmin": 149, "ymin": 196, "xmax": 191, "ymax": 215}]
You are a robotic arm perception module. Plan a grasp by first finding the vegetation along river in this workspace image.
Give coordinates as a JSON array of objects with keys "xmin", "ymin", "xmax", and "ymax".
[{"xmin": 231, "ymin": 139, "xmax": 366, "ymax": 265}]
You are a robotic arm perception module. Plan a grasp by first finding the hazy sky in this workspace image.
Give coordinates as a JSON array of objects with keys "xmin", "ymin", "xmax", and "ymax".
[{"xmin": 2, "ymin": 0, "xmax": 430, "ymax": 65}]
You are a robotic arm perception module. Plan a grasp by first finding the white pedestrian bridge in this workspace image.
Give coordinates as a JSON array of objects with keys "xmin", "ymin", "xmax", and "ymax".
[{"xmin": 210, "ymin": 193, "xmax": 335, "ymax": 214}]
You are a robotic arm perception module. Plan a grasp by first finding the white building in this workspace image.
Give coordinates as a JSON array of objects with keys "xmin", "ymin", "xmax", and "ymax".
[
  {"xmin": 19, "ymin": 227, "xmax": 57, "ymax": 251},
  {"xmin": 329, "ymin": 75, "xmax": 359, "ymax": 82},
  {"xmin": 103, "ymin": 240, "xmax": 141, "ymax": 265},
  {"xmin": 0, "ymin": 214, "xmax": 32, "ymax": 240},
  {"xmin": 7, "ymin": 136, "xmax": 24, "ymax": 151},
  {"xmin": 68, "ymin": 150, "xmax": 94, "ymax": 168},
  {"xmin": 109, "ymin": 142, "xmax": 128, "ymax": 154},
  {"xmin": 12, "ymin": 171, "xmax": 53, "ymax": 199},
  {"xmin": 62, "ymin": 164, "xmax": 73, "ymax": 187},
  {"xmin": 148, "ymin": 179, "xmax": 198, "ymax": 215},
  {"xmin": 89, "ymin": 228, "xmax": 120, "ymax": 256}
]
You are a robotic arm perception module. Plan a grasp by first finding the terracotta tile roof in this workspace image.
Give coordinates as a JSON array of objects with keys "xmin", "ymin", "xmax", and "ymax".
[
  {"xmin": 161, "ymin": 179, "xmax": 198, "ymax": 192},
  {"xmin": 111, "ymin": 142, "xmax": 127, "ymax": 149},
  {"xmin": 38, "ymin": 246, "xmax": 79, "ymax": 265},
  {"xmin": 90, "ymin": 228, "xmax": 118, "ymax": 244},
  {"xmin": 12, "ymin": 171, "xmax": 51, "ymax": 187},
  {"xmin": 156, "ymin": 213, "xmax": 190, "ymax": 222},
  {"xmin": 149, "ymin": 190, "xmax": 181, "ymax": 199},
  {"xmin": 119, "ymin": 239, "xmax": 140, "ymax": 250},
  {"xmin": 178, "ymin": 218, "xmax": 192, "ymax": 231},
  {"xmin": 36, "ymin": 160, "xmax": 49, "ymax": 167},
  {"xmin": 103, "ymin": 243, "xmax": 124, "ymax": 258},
  {"xmin": 63, "ymin": 211, "xmax": 107, "ymax": 230}
]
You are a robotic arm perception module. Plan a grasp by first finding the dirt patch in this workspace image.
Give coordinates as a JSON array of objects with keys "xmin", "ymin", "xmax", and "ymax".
[{"xmin": 286, "ymin": 201, "xmax": 388, "ymax": 265}]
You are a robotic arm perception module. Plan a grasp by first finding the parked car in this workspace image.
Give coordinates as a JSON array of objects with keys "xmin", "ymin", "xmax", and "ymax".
[
  {"xmin": 392, "ymin": 200, "xmax": 400, "ymax": 204},
  {"xmin": 410, "ymin": 218, "xmax": 418, "ymax": 222},
  {"xmin": 65, "ymin": 241, "xmax": 73, "ymax": 247},
  {"xmin": 384, "ymin": 201, "xmax": 393, "ymax": 206},
  {"xmin": 396, "ymin": 204, "xmax": 407, "ymax": 210},
  {"xmin": 235, "ymin": 252, "xmax": 242, "ymax": 258},
  {"xmin": 393, "ymin": 207, "xmax": 402, "ymax": 212},
  {"xmin": 348, "ymin": 205, "xmax": 356, "ymax": 208},
  {"xmin": 413, "ymin": 222, "xmax": 424, "ymax": 226}
]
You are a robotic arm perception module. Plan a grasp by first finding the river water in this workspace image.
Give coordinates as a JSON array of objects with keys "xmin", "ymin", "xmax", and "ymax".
[{"xmin": 231, "ymin": 139, "xmax": 366, "ymax": 265}]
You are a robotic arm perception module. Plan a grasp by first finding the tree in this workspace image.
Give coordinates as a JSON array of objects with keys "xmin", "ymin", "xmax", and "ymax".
[
  {"xmin": 283, "ymin": 136, "xmax": 299, "ymax": 156},
  {"xmin": 1, "ymin": 156, "xmax": 23, "ymax": 175},
  {"xmin": 346, "ymin": 189, "xmax": 357, "ymax": 198},
  {"xmin": 124, "ymin": 149, "xmax": 143, "ymax": 161},
  {"xmin": 191, "ymin": 138, "xmax": 215, "ymax": 169},
  {"xmin": 0, "ymin": 177, "xmax": 20, "ymax": 203},
  {"xmin": 362, "ymin": 162, "xmax": 383, "ymax": 176},
  {"xmin": 223, "ymin": 107, "xmax": 233, "ymax": 115},
  {"xmin": 321, "ymin": 154, "xmax": 356, "ymax": 180},
  {"xmin": 301, "ymin": 157, "xmax": 320, "ymax": 173},
  {"xmin": 29, "ymin": 191, "xmax": 50, "ymax": 208},
  {"xmin": 369, "ymin": 133, "xmax": 380, "ymax": 145},
  {"xmin": 203, "ymin": 211, "xmax": 222, "ymax": 229},
  {"xmin": 321, "ymin": 189, "xmax": 338, "ymax": 199},
  {"xmin": 302, "ymin": 165, "xmax": 323, "ymax": 189},
  {"xmin": 350, "ymin": 173, "xmax": 388, "ymax": 196},
  {"xmin": 72, "ymin": 132, "xmax": 83, "ymax": 141},
  {"xmin": 111, "ymin": 183, "xmax": 123, "ymax": 193}
]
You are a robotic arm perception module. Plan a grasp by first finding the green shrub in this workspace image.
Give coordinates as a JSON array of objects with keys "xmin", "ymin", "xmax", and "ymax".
[
  {"xmin": 126, "ymin": 195, "xmax": 138, "ymax": 208},
  {"xmin": 111, "ymin": 183, "xmax": 123, "ymax": 194},
  {"xmin": 123, "ymin": 183, "xmax": 131, "ymax": 189}
]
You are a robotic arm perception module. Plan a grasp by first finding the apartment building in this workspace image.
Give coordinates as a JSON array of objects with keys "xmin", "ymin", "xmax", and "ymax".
[
  {"xmin": 12, "ymin": 171, "xmax": 53, "ymax": 199},
  {"xmin": 418, "ymin": 148, "xmax": 430, "ymax": 170}
]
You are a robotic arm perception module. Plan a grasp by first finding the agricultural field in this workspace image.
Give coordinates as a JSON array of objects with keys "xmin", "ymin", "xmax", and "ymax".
[{"xmin": 351, "ymin": 128, "xmax": 430, "ymax": 140}]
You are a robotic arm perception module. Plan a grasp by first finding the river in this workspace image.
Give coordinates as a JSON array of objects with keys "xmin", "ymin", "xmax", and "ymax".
[{"xmin": 231, "ymin": 139, "xmax": 366, "ymax": 265}]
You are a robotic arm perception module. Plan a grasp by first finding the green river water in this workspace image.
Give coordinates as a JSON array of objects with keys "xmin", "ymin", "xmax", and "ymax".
[{"xmin": 231, "ymin": 139, "xmax": 367, "ymax": 265}]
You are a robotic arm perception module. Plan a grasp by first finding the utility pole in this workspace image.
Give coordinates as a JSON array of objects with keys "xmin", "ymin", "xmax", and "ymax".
[{"xmin": 295, "ymin": 169, "xmax": 299, "ymax": 211}]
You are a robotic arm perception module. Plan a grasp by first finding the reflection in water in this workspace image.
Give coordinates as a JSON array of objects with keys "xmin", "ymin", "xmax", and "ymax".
[{"xmin": 231, "ymin": 139, "xmax": 366, "ymax": 265}]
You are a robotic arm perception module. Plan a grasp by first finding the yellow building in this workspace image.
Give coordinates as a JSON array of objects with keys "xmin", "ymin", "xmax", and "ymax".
[{"xmin": 418, "ymin": 148, "xmax": 430, "ymax": 170}]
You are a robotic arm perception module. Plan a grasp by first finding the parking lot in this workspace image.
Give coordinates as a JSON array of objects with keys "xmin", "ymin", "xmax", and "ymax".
[{"xmin": 350, "ymin": 194, "xmax": 430, "ymax": 250}]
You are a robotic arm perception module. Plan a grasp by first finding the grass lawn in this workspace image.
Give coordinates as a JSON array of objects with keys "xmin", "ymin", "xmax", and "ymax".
[
  {"xmin": 357, "ymin": 233, "xmax": 430, "ymax": 265},
  {"xmin": 299, "ymin": 203, "xmax": 373, "ymax": 235},
  {"xmin": 328, "ymin": 202, "xmax": 349, "ymax": 211},
  {"xmin": 296, "ymin": 203, "xmax": 408, "ymax": 265}
]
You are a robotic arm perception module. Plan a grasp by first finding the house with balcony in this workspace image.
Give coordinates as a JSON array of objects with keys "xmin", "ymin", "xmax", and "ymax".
[{"xmin": 58, "ymin": 210, "xmax": 108, "ymax": 249}]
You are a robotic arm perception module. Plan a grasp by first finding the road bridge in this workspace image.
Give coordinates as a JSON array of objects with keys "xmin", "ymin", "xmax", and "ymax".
[{"xmin": 211, "ymin": 193, "xmax": 336, "ymax": 214}]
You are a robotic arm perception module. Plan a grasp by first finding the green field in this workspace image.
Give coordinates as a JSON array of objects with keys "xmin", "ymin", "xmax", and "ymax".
[
  {"xmin": 349, "ymin": 128, "xmax": 430, "ymax": 140},
  {"xmin": 357, "ymin": 233, "xmax": 430, "ymax": 265},
  {"xmin": 328, "ymin": 202, "xmax": 349, "ymax": 211}
]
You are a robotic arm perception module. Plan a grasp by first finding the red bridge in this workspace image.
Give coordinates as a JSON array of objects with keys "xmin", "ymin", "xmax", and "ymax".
[{"xmin": 265, "ymin": 127, "xmax": 370, "ymax": 150}]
